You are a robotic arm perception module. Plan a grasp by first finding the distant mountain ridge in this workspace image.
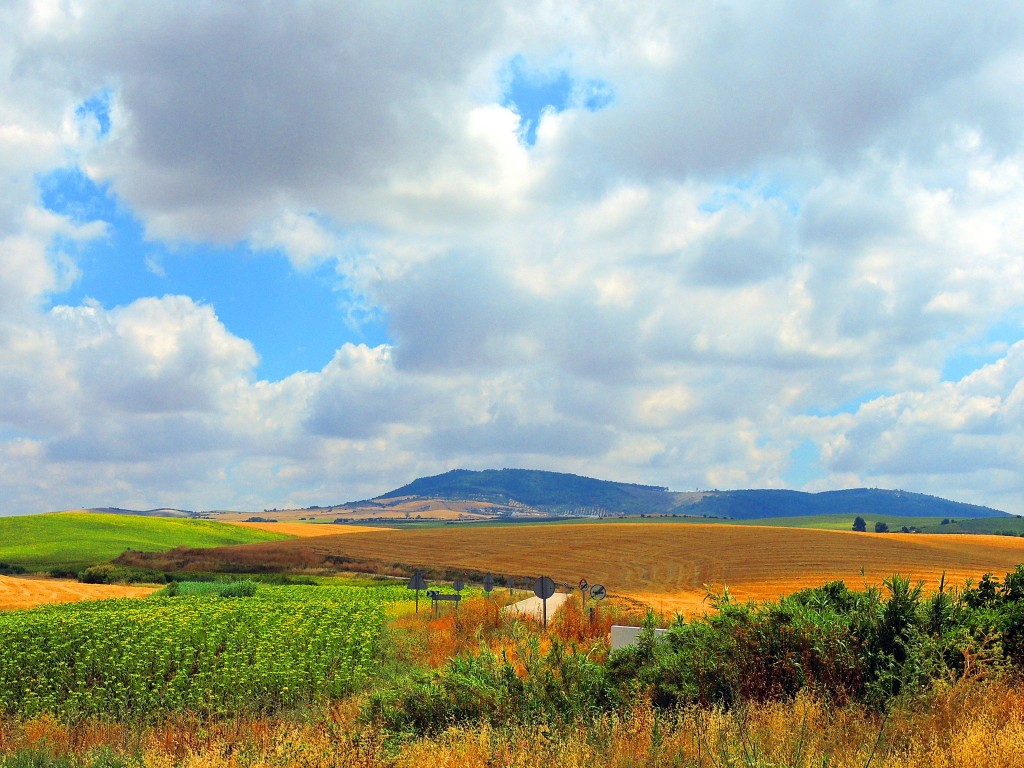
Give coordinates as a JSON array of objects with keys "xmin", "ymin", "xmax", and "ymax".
[
  {"xmin": 374, "ymin": 468, "xmax": 1010, "ymax": 520},
  {"xmin": 377, "ymin": 468, "xmax": 673, "ymax": 516}
]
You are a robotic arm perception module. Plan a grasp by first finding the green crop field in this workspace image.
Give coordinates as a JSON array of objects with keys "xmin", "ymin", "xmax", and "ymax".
[
  {"xmin": 0, "ymin": 512, "xmax": 290, "ymax": 572},
  {"xmin": 0, "ymin": 583, "xmax": 407, "ymax": 718}
]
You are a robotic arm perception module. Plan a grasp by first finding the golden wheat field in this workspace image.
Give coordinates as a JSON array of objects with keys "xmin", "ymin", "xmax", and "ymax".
[
  {"xmin": 123, "ymin": 522, "xmax": 1024, "ymax": 613},
  {"xmin": 0, "ymin": 574, "xmax": 156, "ymax": 611},
  {"xmin": 229, "ymin": 521, "xmax": 391, "ymax": 537}
]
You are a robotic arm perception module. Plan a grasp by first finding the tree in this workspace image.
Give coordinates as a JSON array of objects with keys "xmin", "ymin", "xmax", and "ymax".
[
  {"xmin": 852, "ymin": 516, "xmax": 867, "ymax": 532},
  {"xmin": 875, "ymin": 521, "xmax": 890, "ymax": 533}
]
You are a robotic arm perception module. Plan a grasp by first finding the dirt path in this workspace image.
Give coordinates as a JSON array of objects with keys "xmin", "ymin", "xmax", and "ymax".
[{"xmin": 0, "ymin": 574, "xmax": 156, "ymax": 611}]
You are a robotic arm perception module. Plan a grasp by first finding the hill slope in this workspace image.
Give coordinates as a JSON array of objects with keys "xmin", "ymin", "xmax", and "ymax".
[
  {"xmin": 370, "ymin": 468, "xmax": 1008, "ymax": 520},
  {"xmin": 0, "ymin": 512, "xmax": 290, "ymax": 571},
  {"xmin": 377, "ymin": 468, "xmax": 674, "ymax": 515}
]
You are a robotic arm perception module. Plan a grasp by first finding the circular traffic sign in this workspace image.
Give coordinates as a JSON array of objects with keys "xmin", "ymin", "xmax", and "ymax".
[
  {"xmin": 533, "ymin": 576, "xmax": 556, "ymax": 600},
  {"xmin": 453, "ymin": 579, "xmax": 465, "ymax": 592},
  {"xmin": 578, "ymin": 578, "xmax": 589, "ymax": 592},
  {"xmin": 589, "ymin": 584, "xmax": 607, "ymax": 601},
  {"xmin": 483, "ymin": 573, "xmax": 494, "ymax": 593}
]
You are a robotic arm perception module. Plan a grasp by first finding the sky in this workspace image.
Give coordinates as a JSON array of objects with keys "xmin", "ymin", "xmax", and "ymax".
[{"xmin": 2, "ymin": 1, "xmax": 1024, "ymax": 516}]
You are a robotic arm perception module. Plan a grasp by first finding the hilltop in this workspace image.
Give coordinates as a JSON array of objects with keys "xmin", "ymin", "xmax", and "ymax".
[{"xmin": 215, "ymin": 468, "xmax": 1009, "ymax": 525}]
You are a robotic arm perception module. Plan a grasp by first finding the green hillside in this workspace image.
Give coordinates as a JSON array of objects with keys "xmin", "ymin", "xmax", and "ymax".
[{"xmin": 0, "ymin": 512, "xmax": 289, "ymax": 572}]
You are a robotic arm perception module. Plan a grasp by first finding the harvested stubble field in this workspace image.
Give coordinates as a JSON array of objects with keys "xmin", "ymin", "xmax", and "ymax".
[
  {"xmin": 0, "ymin": 574, "xmax": 155, "ymax": 611},
  {"xmin": 117, "ymin": 522, "xmax": 1024, "ymax": 613}
]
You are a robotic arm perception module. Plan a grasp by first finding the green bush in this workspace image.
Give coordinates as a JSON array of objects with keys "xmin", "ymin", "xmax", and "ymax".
[
  {"xmin": 78, "ymin": 565, "xmax": 166, "ymax": 585},
  {"xmin": 154, "ymin": 579, "xmax": 257, "ymax": 597},
  {"xmin": 367, "ymin": 637, "xmax": 617, "ymax": 735}
]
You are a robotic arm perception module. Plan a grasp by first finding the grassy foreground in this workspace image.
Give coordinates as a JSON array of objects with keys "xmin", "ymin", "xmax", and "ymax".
[
  {"xmin": 0, "ymin": 678, "xmax": 1022, "ymax": 767},
  {"xmin": 0, "ymin": 513, "xmax": 288, "ymax": 572},
  {"xmin": 4, "ymin": 566, "xmax": 1024, "ymax": 766}
]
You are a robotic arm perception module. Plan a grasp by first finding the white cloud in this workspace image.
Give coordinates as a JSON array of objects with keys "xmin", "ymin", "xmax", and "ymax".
[{"xmin": 2, "ymin": 1, "xmax": 1024, "ymax": 515}]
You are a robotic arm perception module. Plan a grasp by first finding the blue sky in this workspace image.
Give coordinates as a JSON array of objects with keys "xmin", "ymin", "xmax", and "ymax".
[
  {"xmin": 2, "ymin": 1, "xmax": 1024, "ymax": 515},
  {"xmin": 40, "ymin": 166, "xmax": 387, "ymax": 381}
]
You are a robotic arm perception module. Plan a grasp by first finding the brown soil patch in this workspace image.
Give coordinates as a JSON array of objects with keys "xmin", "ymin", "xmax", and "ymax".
[
  {"xmin": 0, "ymin": 575, "xmax": 156, "ymax": 611},
  {"xmin": 115, "ymin": 522, "xmax": 1024, "ymax": 614},
  {"xmin": 230, "ymin": 522, "xmax": 391, "ymax": 537}
]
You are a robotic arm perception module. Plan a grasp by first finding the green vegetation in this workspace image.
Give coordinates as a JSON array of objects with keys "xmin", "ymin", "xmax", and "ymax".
[
  {"xmin": 370, "ymin": 566, "xmax": 1024, "ymax": 735},
  {"xmin": 0, "ymin": 583, "xmax": 406, "ymax": 718},
  {"xmin": 7, "ymin": 568, "xmax": 1024, "ymax": 765},
  {"xmin": 0, "ymin": 513, "xmax": 288, "ymax": 572}
]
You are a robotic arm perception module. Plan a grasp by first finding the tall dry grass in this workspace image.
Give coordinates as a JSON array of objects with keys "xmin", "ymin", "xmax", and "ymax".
[{"xmin": 4, "ymin": 678, "xmax": 1024, "ymax": 767}]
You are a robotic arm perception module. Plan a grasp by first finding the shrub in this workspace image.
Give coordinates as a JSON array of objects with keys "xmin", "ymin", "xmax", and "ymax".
[
  {"xmin": 367, "ymin": 636, "xmax": 617, "ymax": 735},
  {"xmin": 79, "ymin": 565, "xmax": 166, "ymax": 585}
]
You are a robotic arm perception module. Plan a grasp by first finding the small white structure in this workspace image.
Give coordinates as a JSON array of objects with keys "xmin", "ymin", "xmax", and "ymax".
[{"xmin": 610, "ymin": 624, "xmax": 669, "ymax": 652}]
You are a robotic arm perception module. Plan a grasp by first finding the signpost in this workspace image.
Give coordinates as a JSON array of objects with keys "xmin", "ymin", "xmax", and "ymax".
[
  {"xmin": 589, "ymin": 584, "xmax": 606, "ymax": 601},
  {"xmin": 407, "ymin": 571, "xmax": 428, "ymax": 613},
  {"xmin": 578, "ymin": 578, "xmax": 589, "ymax": 613},
  {"xmin": 483, "ymin": 573, "xmax": 494, "ymax": 594},
  {"xmin": 534, "ymin": 576, "xmax": 556, "ymax": 629},
  {"xmin": 427, "ymin": 589, "xmax": 461, "ymax": 616}
]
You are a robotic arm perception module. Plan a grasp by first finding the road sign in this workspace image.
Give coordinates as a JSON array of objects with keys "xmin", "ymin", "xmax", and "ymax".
[
  {"xmin": 407, "ymin": 572, "xmax": 427, "ymax": 590},
  {"xmin": 483, "ymin": 573, "xmax": 494, "ymax": 593},
  {"xmin": 534, "ymin": 576, "xmax": 556, "ymax": 629},
  {"xmin": 578, "ymin": 578, "xmax": 589, "ymax": 592},
  {"xmin": 590, "ymin": 584, "xmax": 607, "ymax": 601},
  {"xmin": 407, "ymin": 571, "xmax": 428, "ymax": 613},
  {"xmin": 453, "ymin": 579, "xmax": 465, "ymax": 593},
  {"xmin": 534, "ymin": 576, "xmax": 555, "ymax": 600}
]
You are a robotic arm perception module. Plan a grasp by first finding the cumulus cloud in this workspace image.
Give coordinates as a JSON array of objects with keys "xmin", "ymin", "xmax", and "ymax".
[{"xmin": 2, "ymin": 1, "xmax": 1024, "ymax": 515}]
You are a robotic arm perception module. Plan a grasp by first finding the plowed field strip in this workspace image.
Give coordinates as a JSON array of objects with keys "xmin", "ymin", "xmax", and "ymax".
[{"xmin": 0, "ymin": 575, "xmax": 156, "ymax": 611}]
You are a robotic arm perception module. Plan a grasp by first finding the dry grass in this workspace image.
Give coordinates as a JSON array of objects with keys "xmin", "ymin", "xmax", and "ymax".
[
  {"xmin": 4, "ymin": 679, "xmax": 1024, "ymax": 767},
  {"xmin": 121, "ymin": 522, "xmax": 1024, "ymax": 615},
  {"xmin": 0, "ymin": 574, "xmax": 156, "ymax": 611}
]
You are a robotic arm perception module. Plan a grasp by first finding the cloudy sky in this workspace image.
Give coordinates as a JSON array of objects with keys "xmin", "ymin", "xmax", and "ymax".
[{"xmin": 2, "ymin": 1, "xmax": 1024, "ymax": 516}]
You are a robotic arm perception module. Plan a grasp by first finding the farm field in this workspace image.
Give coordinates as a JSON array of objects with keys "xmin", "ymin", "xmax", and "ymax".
[
  {"xmin": 708, "ymin": 512, "xmax": 1024, "ymax": 535},
  {"xmin": 0, "ymin": 583, "xmax": 399, "ymax": 719},
  {"xmin": 230, "ymin": 520, "xmax": 391, "ymax": 537},
  {"xmin": 117, "ymin": 522, "xmax": 1024, "ymax": 613},
  {"xmin": 0, "ymin": 512, "xmax": 290, "ymax": 572},
  {"xmin": 0, "ymin": 574, "xmax": 156, "ymax": 611}
]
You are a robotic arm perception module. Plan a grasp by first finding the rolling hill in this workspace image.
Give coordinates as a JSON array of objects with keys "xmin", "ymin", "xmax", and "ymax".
[
  {"xmin": 359, "ymin": 468, "xmax": 1010, "ymax": 521},
  {"xmin": 0, "ymin": 512, "xmax": 291, "ymax": 572},
  {"xmin": 376, "ymin": 468, "xmax": 676, "ymax": 516}
]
